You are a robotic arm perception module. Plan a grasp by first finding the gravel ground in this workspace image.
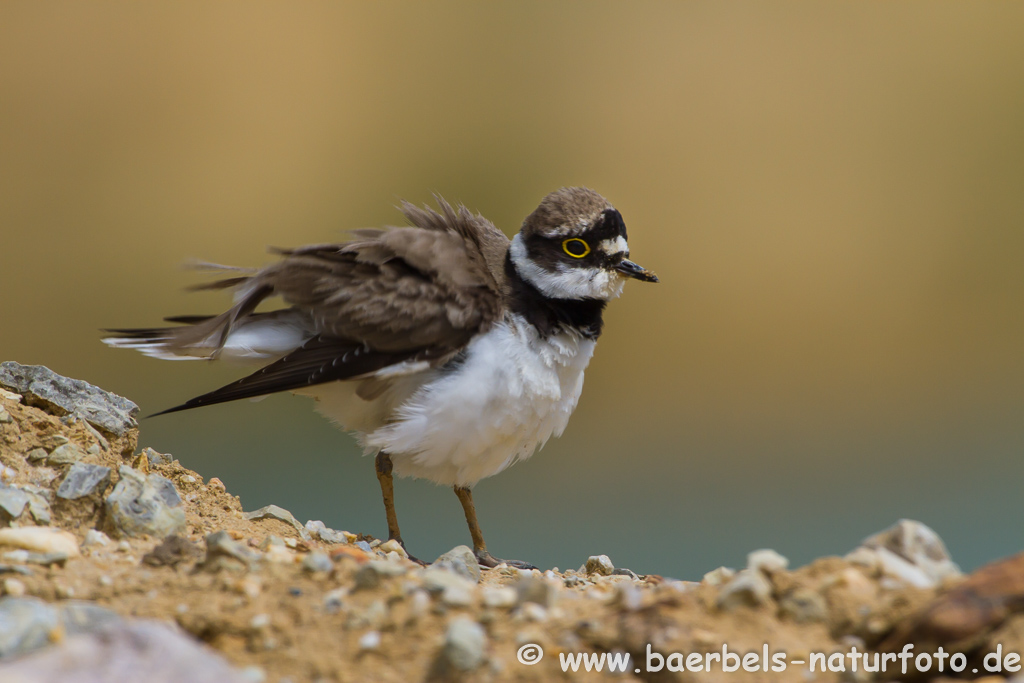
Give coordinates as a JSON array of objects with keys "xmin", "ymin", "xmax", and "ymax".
[{"xmin": 1, "ymin": 362, "xmax": 1023, "ymax": 683}]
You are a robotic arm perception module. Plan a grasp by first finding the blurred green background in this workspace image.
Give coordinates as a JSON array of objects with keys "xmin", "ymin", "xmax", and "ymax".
[{"xmin": 2, "ymin": 2, "xmax": 1022, "ymax": 579}]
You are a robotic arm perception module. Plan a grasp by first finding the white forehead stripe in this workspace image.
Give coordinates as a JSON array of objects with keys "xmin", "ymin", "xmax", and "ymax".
[{"xmin": 598, "ymin": 236, "xmax": 628, "ymax": 256}]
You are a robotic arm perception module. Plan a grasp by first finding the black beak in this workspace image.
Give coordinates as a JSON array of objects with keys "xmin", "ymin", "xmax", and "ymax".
[{"xmin": 615, "ymin": 259, "xmax": 659, "ymax": 283}]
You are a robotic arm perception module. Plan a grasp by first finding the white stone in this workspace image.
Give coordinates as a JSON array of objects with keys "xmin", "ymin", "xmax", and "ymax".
[
  {"xmin": 747, "ymin": 549, "xmax": 789, "ymax": 574},
  {"xmin": 481, "ymin": 586, "xmax": 517, "ymax": 608},
  {"xmin": 584, "ymin": 555, "xmax": 614, "ymax": 576},
  {"xmin": 0, "ymin": 526, "xmax": 80, "ymax": 557},
  {"xmin": 717, "ymin": 569, "xmax": 773, "ymax": 610},
  {"xmin": 358, "ymin": 630, "xmax": 382, "ymax": 650}
]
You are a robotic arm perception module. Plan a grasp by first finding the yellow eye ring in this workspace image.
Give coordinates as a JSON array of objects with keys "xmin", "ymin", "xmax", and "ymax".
[{"xmin": 562, "ymin": 238, "xmax": 591, "ymax": 258}]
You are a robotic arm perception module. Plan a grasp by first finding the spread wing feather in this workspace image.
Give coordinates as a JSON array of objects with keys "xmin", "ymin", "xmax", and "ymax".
[{"xmin": 105, "ymin": 197, "xmax": 511, "ymax": 414}]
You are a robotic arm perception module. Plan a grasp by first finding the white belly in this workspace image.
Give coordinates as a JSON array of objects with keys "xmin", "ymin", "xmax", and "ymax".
[{"xmin": 360, "ymin": 316, "xmax": 596, "ymax": 487}]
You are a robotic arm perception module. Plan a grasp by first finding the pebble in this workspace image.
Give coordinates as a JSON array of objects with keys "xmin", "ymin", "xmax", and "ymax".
[
  {"xmin": 408, "ymin": 589, "xmax": 431, "ymax": 620},
  {"xmin": 0, "ymin": 485, "xmax": 31, "ymax": 519},
  {"xmin": 237, "ymin": 577, "xmax": 262, "ymax": 599},
  {"xmin": 432, "ymin": 545, "xmax": 481, "ymax": 583},
  {"xmin": 249, "ymin": 613, "xmax": 271, "ymax": 630},
  {"xmin": 520, "ymin": 603, "xmax": 548, "ymax": 622},
  {"xmin": 441, "ymin": 583, "xmax": 475, "ymax": 607},
  {"xmin": 379, "ymin": 539, "xmax": 407, "ymax": 558},
  {"xmin": 0, "ymin": 362, "xmax": 139, "ymax": 437},
  {"xmin": 779, "ymin": 587, "xmax": 828, "ymax": 623},
  {"xmin": 0, "ymin": 407, "xmax": 10, "ymax": 423},
  {"xmin": 25, "ymin": 448, "xmax": 48, "ymax": 464},
  {"xmin": 143, "ymin": 447, "xmax": 174, "ymax": 465},
  {"xmin": 717, "ymin": 569, "xmax": 773, "ymax": 610},
  {"xmin": 584, "ymin": 554, "xmax": 614, "ymax": 576},
  {"xmin": 302, "ymin": 520, "xmax": 347, "ymax": 544},
  {"xmin": 56, "ymin": 463, "xmax": 112, "ymax": 499},
  {"xmin": 422, "ymin": 567, "xmax": 477, "ymax": 597},
  {"xmin": 105, "ymin": 466, "xmax": 186, "ymax": 538},
  {"xmin": 702, "ymin": 566, "xmax": 736, "ymax": 586},
  {"xmin": 203, "ymin": 530, "xmax": 260, "ymax": 569},
  {"xmin": 358, "ymin": 630, "xmax": 382, "ymax": 651},
  {"xmin": 243, "ymin": 505, "xmax": 311, "ymax": 541},
  {"xmin": 301, "ymin": 552, "xmax": 333, "ymax": 573},
  {"xmin": 3, "ymin": 578, "xmax": 27, "ymax": 596},
  {"xmin": 441, "ymin": 617, "xmax": 487, "ymax": 671},
  {"xmin": 515, "ymin": 575, "xmax": 558, "ymax": 608},
  {"xmin": 858, "ymin": 519, "xmax": 961, "ymax": 585},
  {"xmin": 355, "ymin": 561, "xmax": 407, "ymax": 589},
  {"xmin": 481, "ymin": 586, "xmax": 517, "ymax": 608},
  {"xmin": 0, "ymin": 527, "xmax": 80, "ymax": 557},
  {"xmin": 323, "ymin": 589, "xmax": 347, "ymax": 614},
  {"xmin": 354, "ymin": 540, "xmax": 373, "ymax": 553},
  {"xmin": 616, "ymin": 583, "xmax": 643, "ymax": 611},
  {"xmin": 46, "ymin": 443, "xmax": 86, "ymax": 466},
  {"xmin": 0, "ymin": 597, "xmax": 120, "ymax": 659},
  {"xmin": 747, "ymin": 549, "xmax": 789, "ymax": 574}
]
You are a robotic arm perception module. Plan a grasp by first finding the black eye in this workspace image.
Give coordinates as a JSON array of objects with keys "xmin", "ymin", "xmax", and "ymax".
[{"xmin": 562, "ymin": 238, "xmax": 591, "ymax": 258}]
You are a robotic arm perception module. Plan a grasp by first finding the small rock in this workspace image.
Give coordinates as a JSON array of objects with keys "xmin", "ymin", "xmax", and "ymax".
[
  {"xmin": 3, "ymin": 578, "xmax": 26, "ymax": 596},
  {"xmin": 584, "ymin": 555, "xmax": 614, "ymax": 576},
  {"xmin": 303, "ymin": 520, "xmax": 347, "ymax": 545},
  {"xmin": 0, "ymin": 485, "xmax": 31, "ymax": 520},
  {"xmin": 747, "ymin": 549, "xmax": 789, "ymax": 575},
  {"xmin": 441, "ymin": 617, "xmax": 487, "ymax": 671},
  {"xmin": 0, "ymin": 596, "xmax": 60, "ymax": 658},
  {"xmin": 203, "ymin": 530, "xmax": 260, "ymax": 569},
  {"xmin": 0, "ymin": 407, "xmax": 10, "ymax": 424},
  {"xmin": 0, "ymin": 617, "xmax": 251, "ymax": 682},
  {"xmin": 514, "ymin": 575, "xmax": 558, "ymax": 608},
  {"xmin": 481, "ymin": 586, "xmax": 517, "ymax": 608},
  {"xmin": 0, "ymin": 527, "xmax": 80, "ymax": 557},
  {"xmin": 142, "ymin": 535, "xmax": 203, "ymax": 567},
  {"xmin": 301, "ymin": 552, "xmax": 333, "ymax": 573},
  {"xmin": 441, "ymin": 584, "xmax": 475, "ymax": 607},
  {"xmin": 358, "ymin": 630, "xmax": 382, "ymax": 651},
  {"xmin": 56, "ymin": 463, "xmax": 112, "ymax": 500},
  {"xmin": 874, "ymin": 547, "xmax": 938, "ymax": 589},
  {"xmin": 702, "ymin": 566, "xmax": 736, "ymax": 586},
  {"xmin": 378, "ymin": 539, "xmax": 407, "ymax": 558},
  {"xmin": 616, "ymin": 583, "xmax": 643, "ymax": 611},
  {"xmin": 83, "ymin": 530, "xmax": 111, "ymax": 548},
  {"xmin": 432, "ymin": 545, "xmax": 481, "ymax": 583},
  {"xmin": 422, "ymin": 567, "xmax": 477, "ymax": 597},
  {"xmin": 0, "ymin": 362, "xmax": 139, "ymax": 437},
  {"xmin": 859, "ymin": 519, "xmax": 961, "ymax": 585},
  {"xmin": 140, "ymin": 447, "xmax": 172, "ymax": 465},
  {"xmin": 717, "ymin": 569, "xmax": 773, "ymax": 610},
  {"xmin": 520, "ymin": 602, "xmax": 548, "ymax": 622},
  {"xmin": 779, "ymin": 587, "xmax": 828, "ymax": 623},
  {"xmin": 355, "ymin": 560, "xmax": 407, "ymax": 589},
  {"xmin": 46, "ymin": 443, "xmax": 84, "ymax": 465},
  {"xmin": 243, "ymin": 505, "xmax": 310, "ymax": 541},
  {"xmin": 105, "ymin": 466, "xmax": 186, "ymax": 538},
  {"xmin": 25, "ymin": 448, "xmax": 48, "ymax": 464}
]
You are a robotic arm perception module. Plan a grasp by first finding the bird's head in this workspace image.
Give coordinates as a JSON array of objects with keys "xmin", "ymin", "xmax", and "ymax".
[{"xmin": 510, "ymin": 187, "xmax": 658, "ymax": 301}]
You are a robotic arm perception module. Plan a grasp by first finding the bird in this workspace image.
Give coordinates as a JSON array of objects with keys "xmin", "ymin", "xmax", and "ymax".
[{"xmin": 103, "ymin": 187, "xmax": 658, "ymax": 568}]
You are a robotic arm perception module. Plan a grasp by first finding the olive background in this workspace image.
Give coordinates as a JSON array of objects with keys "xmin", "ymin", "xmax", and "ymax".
[{"xmin": 2, "ymin": 2, "xmax": 1022, "ymax": 578}]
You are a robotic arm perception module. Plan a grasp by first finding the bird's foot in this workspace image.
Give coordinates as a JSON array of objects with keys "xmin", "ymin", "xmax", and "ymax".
[{"xmin": 475, "ymin": 549, "xmax": 537, "ymax": 571}]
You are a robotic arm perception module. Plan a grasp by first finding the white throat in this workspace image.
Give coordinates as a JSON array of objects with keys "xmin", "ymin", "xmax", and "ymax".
[{"xmin": 510, "ymin": 234, "xmax": 625, "ymax": 301}]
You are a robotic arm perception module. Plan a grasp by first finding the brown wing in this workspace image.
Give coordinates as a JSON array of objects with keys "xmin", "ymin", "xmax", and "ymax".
[{"xmin": 137, "ymin": 198, "xmax": 509, "ymax": 413}]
